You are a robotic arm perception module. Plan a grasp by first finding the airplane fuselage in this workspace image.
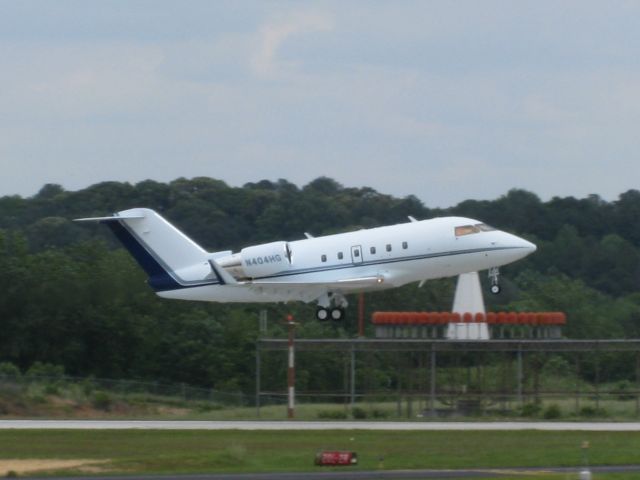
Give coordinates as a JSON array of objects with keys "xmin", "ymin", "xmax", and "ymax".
[
  {"xmin": 76, "ymin": 208, "xmax": 535, "ymax": 316},
  {"xmin": 157, "ymin": 216, "xmax": 535, "ymax": 303}
]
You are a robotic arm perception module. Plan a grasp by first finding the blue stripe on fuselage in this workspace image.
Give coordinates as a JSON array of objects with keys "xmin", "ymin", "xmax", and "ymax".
[{"xmin": 256, "ymin": 246, "xmax": 519, "ymax": 280}]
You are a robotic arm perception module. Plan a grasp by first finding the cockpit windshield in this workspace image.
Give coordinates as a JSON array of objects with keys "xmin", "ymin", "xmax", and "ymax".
[
  {"xmin": 476, "ymin": 223, "xmax": 496, "ymax": 232},
  {"xmin": 454, "ymin": 223, "xmax": 496, "ymax": 237}
]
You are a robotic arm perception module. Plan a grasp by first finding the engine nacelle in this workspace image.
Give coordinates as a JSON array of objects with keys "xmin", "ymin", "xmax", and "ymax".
[{"xmin": 239, "ymin": 241, "xmax": 291, "ymax": 278}]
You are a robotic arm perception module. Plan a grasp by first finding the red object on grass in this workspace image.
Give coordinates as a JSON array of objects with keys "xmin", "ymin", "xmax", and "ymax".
[{"xmin": 315, "ymin": 451, "xmax": 358, "ymax": 466}]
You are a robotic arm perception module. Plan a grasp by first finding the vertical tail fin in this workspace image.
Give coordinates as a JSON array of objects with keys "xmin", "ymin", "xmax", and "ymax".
[{"xmin": 76, "ymin": 208, "xmax": 209, "ymax": 291}]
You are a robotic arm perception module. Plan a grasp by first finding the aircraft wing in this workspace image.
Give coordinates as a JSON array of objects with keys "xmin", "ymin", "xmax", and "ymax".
[
  {"xmin": 237, "ymin": 276, "xmax": 383, "ymax": 303},
  {"xmin": 208, "ymin": 258, "xmax": 383, "ymax": 289},
  {"xmin": 206, "ymin": 258, "xmax": 384, "ymax": 302},
  {"xmin": 206, "ymin": 274, "xmax": 383, "ymax": 302},
  {"xmin": 250, "ymin": 275, "xmax": 385, "ymax": 290}
]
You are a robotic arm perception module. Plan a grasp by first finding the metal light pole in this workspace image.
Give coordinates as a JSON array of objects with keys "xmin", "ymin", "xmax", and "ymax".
[{"xmin": 287, "ymin": 314, "xmax": 297, "ymax": 419}]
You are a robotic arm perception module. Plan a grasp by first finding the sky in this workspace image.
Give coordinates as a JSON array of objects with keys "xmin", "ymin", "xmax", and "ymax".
[{"xmin": 1, "ymin": 1, "xmax": 639, "ymax": 208}]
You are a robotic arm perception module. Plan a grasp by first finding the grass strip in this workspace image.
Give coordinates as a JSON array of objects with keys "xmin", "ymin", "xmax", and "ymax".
[{"xmin": 0, "ymin": 429, "xmax": 638, "ymax": 476}]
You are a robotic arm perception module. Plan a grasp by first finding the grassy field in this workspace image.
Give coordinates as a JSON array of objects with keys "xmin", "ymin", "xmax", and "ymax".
[
  {"xmin": 0, "ymin": 429, "xmax": 640, "ymax": 477},
  {"xmin": 190, "ymin": 399, "xmax": 640, "ymax": 421},
  {"xmin": 4, "ymin": 373, "xmax": 640, "ymax": 421}
]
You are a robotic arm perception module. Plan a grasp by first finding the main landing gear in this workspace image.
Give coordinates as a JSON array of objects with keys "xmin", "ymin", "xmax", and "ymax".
[
  {"xmin": 315, "ymin": 306, "xmax": 345, "ymax": 321},
  {"xmin": 488, "ymin": 267, "xmax": 501, "ymax": 294},
  {"xmin": 315, "ymin": 292, "xmax": 348, "ymax": 321}
]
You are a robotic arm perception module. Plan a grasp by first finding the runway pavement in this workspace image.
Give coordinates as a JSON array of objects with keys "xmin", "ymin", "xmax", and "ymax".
[
  {"xmin": 2, "ymin": 420, "xmax": 640, "ymax": 430},
  {"xmin": 22, "ymin": 465, "xmax": 640, "ymax": 480}
]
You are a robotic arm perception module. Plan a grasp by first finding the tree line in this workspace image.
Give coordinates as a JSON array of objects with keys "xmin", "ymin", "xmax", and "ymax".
[{"xmin": 0, "ymin": 177, "xmax": 639, "ymax": 392}]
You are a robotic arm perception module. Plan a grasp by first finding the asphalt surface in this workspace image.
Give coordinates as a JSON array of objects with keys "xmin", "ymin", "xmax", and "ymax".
[
  {"xmin": 23, "ymin": 465, "xmax": 640, "ymax": 480},
  {"xmin": 2, "ymin": 420, "xmax": 640, "ymax": 430}
]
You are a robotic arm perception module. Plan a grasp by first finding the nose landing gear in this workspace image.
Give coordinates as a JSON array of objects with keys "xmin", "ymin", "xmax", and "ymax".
[{"xmin": 488, "ymin": 267, "xmax": 501, "ymax": 294}]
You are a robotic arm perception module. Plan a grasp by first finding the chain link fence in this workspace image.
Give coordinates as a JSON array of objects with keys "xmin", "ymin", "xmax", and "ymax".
[{"xmin": 0, "ymin": 374, "xmax": 252, "ymax": 407}]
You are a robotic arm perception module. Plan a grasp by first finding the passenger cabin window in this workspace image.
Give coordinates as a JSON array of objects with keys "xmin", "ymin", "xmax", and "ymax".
[
  {"xmin": 386, "ymin": 244, "xmax": 392, "ymax": 252},
  {"xmin": 402, "ymin": 241, "xmax": 408, "ymax": 249},
  {"xmin": 455, "ymin": 223, "xmax": 496, "ymax": 237},
  {"xmin": 321, "ymin": 254, "xmax": 327, "ymax": 262},
  {"xmin": 370, "ymin": 246, "xmax": 376, "ymax": 254},
  {"xmin": 337, "ymin": 252, "xmax": 343, "ymax": 260},
  {"xmin": 354, "ymin": 250, "xmax": 360, "ymax": 258}
]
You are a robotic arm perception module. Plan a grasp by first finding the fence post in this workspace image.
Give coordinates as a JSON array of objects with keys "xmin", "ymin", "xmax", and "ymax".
[
  {"xmin": 516, "ymin": 346, "xmax": 523, "ymax": 406},
  {"xmin": 636, "ymin": 352, "xmax": 640, "ymax": 417},
  {"xmin": 429, "ymin": 346, "xmax": 436, "ymax": 417},
  {"xmin": 595, "ymin": 347, "xmax": 600, "ymax": 411},
  {"xmin": 350, "ymin": 344, "xmax": 356, "ymax": 411},
  {"xmin": 575, "ymin": 354, "xmax": 581, "ymax": 414},
  {"xmin": 396, "ymin": 354, "xmax": 402, "ymax": 417},
  {"xmin": 256, "ymin": 342, "xmax": 261, "ymax": 418}
]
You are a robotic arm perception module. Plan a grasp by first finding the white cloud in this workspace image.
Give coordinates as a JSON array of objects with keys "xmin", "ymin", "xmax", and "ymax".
[
  {"xmin": 250, "ymin": 10, "xmax": 334, "ymax": 77},
  {"xmin": 1, "ymin": 2, "xmax": 640, "ymax": 206}
]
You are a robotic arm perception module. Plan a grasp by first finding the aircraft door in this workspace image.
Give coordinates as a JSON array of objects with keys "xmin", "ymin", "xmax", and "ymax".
[{"xmin": 350, "ymin": 245, "xmax": 363, "ymax": 264}]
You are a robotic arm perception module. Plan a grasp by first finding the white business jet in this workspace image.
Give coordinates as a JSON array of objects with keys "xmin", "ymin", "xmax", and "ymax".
[{"xmin": 76, "ymin": 208, "xmax": 536, "ymax": 320}]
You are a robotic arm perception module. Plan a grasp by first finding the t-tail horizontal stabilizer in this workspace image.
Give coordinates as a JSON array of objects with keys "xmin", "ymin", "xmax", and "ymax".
[{"xmin": 74, "ymin": 212, "xmax": 146, "ymax": 222}]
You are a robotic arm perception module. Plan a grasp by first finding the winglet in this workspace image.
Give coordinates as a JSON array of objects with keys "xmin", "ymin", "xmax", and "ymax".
[
  {"xmin": 408, "ymin": 216, "xmax": 418, "ymax": 223},
  {"xmin": 208, "ymin": 258, "xmax": 238, "ymax": 285}
]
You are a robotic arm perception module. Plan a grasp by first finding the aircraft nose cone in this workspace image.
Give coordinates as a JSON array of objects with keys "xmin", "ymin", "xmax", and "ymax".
[
  {"xmin": 523, "ymin": 239, "xmax": 537, "ymax": 253},
  {"xmin": 502, "ymin": 233, "xmax": 536, "ymax": 258},
  {"xmin": 490, "ymin": 232, "xmax": 537, "ymax": 265},
  {"xmin": 516, "ymin": 238, "xmax": 537, "ymax": 257}
]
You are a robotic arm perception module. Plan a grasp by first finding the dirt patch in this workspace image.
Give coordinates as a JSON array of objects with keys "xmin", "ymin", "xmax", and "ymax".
[{"xmin": 0, "ymin": 459, "xmax": 111, "ymax": 475}]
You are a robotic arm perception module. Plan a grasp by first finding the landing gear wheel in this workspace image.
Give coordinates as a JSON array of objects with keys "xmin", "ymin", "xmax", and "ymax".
[
  {"xmin": 316, "ymin": 307, "xmax": 329, "ymax": 321},
  {"xmin": 488, "ymin": 267, "xmax": 501, "ymax": 295},
  {"xmin": 330, "ymin": 308, "xmax": 344, "ymax": 321}
]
